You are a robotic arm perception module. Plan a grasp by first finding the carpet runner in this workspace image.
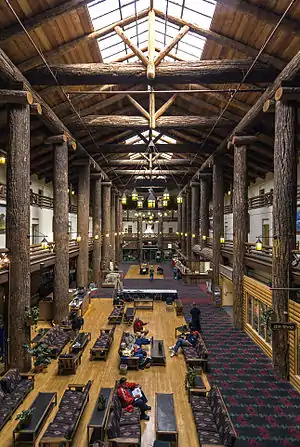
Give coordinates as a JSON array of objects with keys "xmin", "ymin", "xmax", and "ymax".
[{"xmin": 184, "ymin": 299, "xmax": 300, "ymax": 447}]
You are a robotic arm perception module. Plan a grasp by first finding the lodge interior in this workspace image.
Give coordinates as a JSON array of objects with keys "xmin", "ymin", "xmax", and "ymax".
[{"xmin": 0, "ymin": 0, "xmax": 300, "ymax": 446}]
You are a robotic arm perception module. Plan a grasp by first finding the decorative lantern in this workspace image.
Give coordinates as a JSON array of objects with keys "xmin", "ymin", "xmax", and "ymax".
[
  {"xmin": 220, "ymin": 236, "xmax": 225, "ymax": 244},
  {"xmin": 256, "ymin": 238, "xmax": 263, "ymax": 251},
  {"xmin": 147, "ymin": 190, "xmax": 156, "ymax": 208},
  {"xmin": 41, "ymin": 237, "xmax": 48, "ymax": 249},
  {"xmin": 177, "ymin": 194, "xmax": 183, "ymax": 204},
  {"xmin": 162, "ymin": 199, "xmax": 168, "ymax": 207},
  {"xmin": 121, "ymin": 192, "xmax": 127, "ymax": 205},
  {"xmin": 137, "ymin": 199, "xmax": 143, "ymax": 208},
  {"xmin": 76, "ymin": 235, "xmax": 81, "ymax": 242},
  {"xmin": 163, "ymin": 187, "xmax": 170, "ymax": 201},
  {"xmin": 132, "ymin": 188, "xmax": 138, "ymax": 201},
  {"xmin": 202, "ymin": 235, "xmax": 207, "ymax": 241}
]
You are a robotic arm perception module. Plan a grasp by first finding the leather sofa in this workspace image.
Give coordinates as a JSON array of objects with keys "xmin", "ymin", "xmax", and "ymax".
[
  {"xmin": 106, "ymin": 394, "xmax": 141, "ymax": 446},
  {"xmin": 40, "ymin": 381, "xmax": 92, "ymax": 446},
  {"xmin": 0, "ymin": 368, "xmax": 34, "ymax": 430},
  {"xmin": 38, "ymin": 325, "xmax": 71, "ymax": 357},
  {"xmin": 190, "ymin": 386, "xmax": 237, "ymax": 446}
]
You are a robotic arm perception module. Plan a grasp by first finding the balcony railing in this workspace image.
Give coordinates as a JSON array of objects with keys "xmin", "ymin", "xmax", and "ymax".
[{"xmin": 210, "ymin": 191, "xmax": 275, "ymax": 217}]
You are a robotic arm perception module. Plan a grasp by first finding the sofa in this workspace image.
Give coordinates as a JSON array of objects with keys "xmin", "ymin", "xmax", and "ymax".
[
  {"xmin": 38, "ymin": 325, "xmax": 71, "ymax": 358},
  {"xmin": 190, "ymin": 386, "xmax": 237, "ymax": 446},
  {"xmin": 40, "ymin": 381, "xmax": 92, "ymax": 446},
  {"xmin": 118, "ymin": 332, "xmax": 140, "ymax": 370},
  {"xmin": 0, "ymin": 368, "xmax": 34, "ymax": 431},
  {"xmin": 182, "ymin": 335, "xmax": 209, "ymax": 371},
  {"xmin": 90, "ymin": 327, "xmax": 115, "ymax": 360},
  {"xmin": 108, "ymin": 306, "xmax": 124, "ymax": 324},
  {"xmin": 106, "ymin": 394, "xmax": 141, "ymax": 446}
]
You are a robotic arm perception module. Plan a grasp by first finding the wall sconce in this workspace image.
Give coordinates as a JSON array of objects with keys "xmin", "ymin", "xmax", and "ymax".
[
  {"xmin": 185, "ymin": 233, "xmax": 188, "ymax": 237},
  {"xmin": 0, "ymin": 156, "xmax": 6, "ymax": 165},
  {"xmin": 106, "ymin": 233, "xmax": 109, "ymax": 238},
  {"xmin": 76, "ymin": 235, "xmax": 81, "ymax": 242},
  {"xmin": 256, "ymin": 238, "xmax": 263, "ymax": 251},
  {"xmin": 202, "ymin": 235, "xmax": 207, "ymax": 241},
  {"xmin": 192, "ymin": 233, "xmax": 196, "ymax": 238},
  {"xmin": 181, "ymin": 232, "xmax": 184, "ymax": 236},
  {"xmin": 176, "ymin": 232, "xmax": 179, "ymax": 235},
  {"xmin": 94, "ymin": 234, "xmax": 99, "ymax": 240},
  {"xmin": 41, "ymin": 238, "xmax": 49, "ymax": 249},
  {"xmin": 115, "ymin": 232, "xmax": 118, "ymax": 236},
  {"xmin": 220, "ymin": 236, "xmax": 225, "ymax": 244}
]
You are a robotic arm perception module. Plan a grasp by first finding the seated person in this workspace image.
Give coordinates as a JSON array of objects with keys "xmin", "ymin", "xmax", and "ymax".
[
  {"xmin": 169, "ymin": 329, "xmax": 200, "ymax": 358},
  {"xmin": 117, "ymin": 377, "xmax": 151, "ymax": 420},
  {"xmin": 133, "ymin": 345, "xmax": 152, "ymax": 370},
  {"xmin": 157, "ymin": 265, "xmax": 164, "ymax": 275},
  {"xmin": 119, "ymin": 342, "xmax": 134, "ymax": 364},
  {"xmin": 135, "ymin": 333, "xmax": 152, "ymax": 346},
  {"xmin": 133, "ymin": 317, "xmax": 149, "ymax": 336}
]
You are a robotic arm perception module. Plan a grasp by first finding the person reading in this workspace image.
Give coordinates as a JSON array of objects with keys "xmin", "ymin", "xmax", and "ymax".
[{"xmin": 117, "ymin": 377, "xmax": 151, "ymax": 420}]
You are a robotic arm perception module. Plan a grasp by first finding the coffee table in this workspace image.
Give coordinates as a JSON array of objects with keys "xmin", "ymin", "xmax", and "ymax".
[
  {"xmin": 134, "ymin": 298, "xmax": 154, "ymax": 310},
  {"xmin": 87, "ymin": 388, "xmax": 113, "ymax": 445},
  {"xmin": 156, "ymin": 393, "xmax": 178, "ymax": 446},
  {"xmin": 151, "ymin": 340, "xmax": 166, "ymax": 366},
  {"xmin": 13, "ymin": 392, "xmax": 57, "ymax": 446},
  {"xmin": 123, "ymin": 307, "xmax": 135, "ymax": 324}
]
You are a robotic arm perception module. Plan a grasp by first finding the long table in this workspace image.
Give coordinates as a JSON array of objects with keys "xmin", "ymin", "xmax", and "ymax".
[{"xmin": 123, "ymin": 289, "xmax": 177, "ymax": 302}]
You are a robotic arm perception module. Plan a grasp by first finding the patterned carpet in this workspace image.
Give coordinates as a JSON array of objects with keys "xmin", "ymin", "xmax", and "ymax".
[{"xmin": 183, "ymin": 299, "xmax": 300, "ymax": 447}]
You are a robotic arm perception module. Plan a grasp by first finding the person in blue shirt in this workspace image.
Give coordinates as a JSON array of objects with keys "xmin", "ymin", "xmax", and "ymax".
[{"xmin": 169, "ymin": 329, "xmax": 200, "ymax": 357}]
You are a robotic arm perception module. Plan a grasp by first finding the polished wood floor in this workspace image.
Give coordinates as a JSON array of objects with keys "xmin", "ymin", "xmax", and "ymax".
[
  {"xmin": 0, "ymin": 299, "xmax": 205, "ymax": 447},
  {"xmin": 125, "ymin": 264, "xmax": 164, "ymax": 280}
]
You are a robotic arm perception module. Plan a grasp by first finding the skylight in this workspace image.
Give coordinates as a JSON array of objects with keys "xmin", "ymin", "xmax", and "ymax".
[{"xmin": 88, "ymin": 0, "xmax": 216, "ymax": 62}]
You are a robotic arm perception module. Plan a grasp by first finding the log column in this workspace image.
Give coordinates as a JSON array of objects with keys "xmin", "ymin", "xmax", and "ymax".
[
  {"xmin": 52, "ymin": 135, "xmax": 69, "ymax": 322},
  {"xmin": 232, "ymin": 139, "xmax": 248, "ymax": 330},
  {"xmin": 102, "ymin": 182, "xmax": 112, "ymax": 269},
  {"xmin": 200, "ymin": 178, "xmax": 210, "ymax": 249},
  {"xmin": 186, "ymin": 187, "xmax": 192, "ymax": 260},
  {"xmin": 212, "ymin": 157, "xmax": 224, "ymax": 295},
  {"xmin": 137, "ymin": 216, "xmax": 143, "ymax": 261},
  {"xmin": 158, "ymin": 216, "xmax": 163, "ymax": 250},
  {"xmin": 111, "ymin": 190, "xmax": 116, "ymax": 263},
  {"xmin": 92, "ymin": 177, "xmax": 102, "ymax": 286},
  {"xmin": 115, "ymin": 195, "xmax": 121, "ymax": 263},
  {"xmin": 119, "ymin": 198, "xmax": 124, "ymax": 261},
  {"xmin": 77, "ymin": 162, "xmax": 90, "ymax": 287},
  {"xmin": 181, "ymin": 192, "xmax": 187, "ymax": 255},
  {"xmin": 177, "ymin": 201, "xmax": 182, "ymax": 247},
  {"xmin": 272, "ymin": 98, "xmax": 297, "ymax": 380},
  {"xmin": 7, "ymin": 101, "xmax": 31, "ymax": 371},
  {"xmin": 191, "ymin": 182, "xmax": 200, "ymax": 256}
]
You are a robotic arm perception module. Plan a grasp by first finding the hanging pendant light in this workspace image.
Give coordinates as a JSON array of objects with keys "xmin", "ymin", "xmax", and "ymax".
[
  {"xmin": 163, "ymin": 187, "xmax": 170, "ymax": 201},
  {"xmin": 220, "ymin": 236, "xmax": 225, "ymax": 244},
  {"xmin": 41, "ymin": 237, "xmax": 48, "ymax": 249},
  {"xmin": 162, "ymin": 199, "xmax": 168, "ymax": 207},
  {"xmin": 256, "ymin": 238, "xmax": 263, "ymax": 251},
  {"xmin": 147, "ymin": 189, "xmax": 156, "ymax": 208},
  {"xmin": 202, "ymin": 235, "xmax": 207, "ymax": 241},
  {"xmin": 121, "ymin": 192, "xmax": 127, "ymax": 205},
  {"xmin": 177, "ymin": 193, "xmax": 183, "ymax": 204},
  {"xmin": 132, "ymin": 188, "xmax": 138, "ymax": 201},
  {"xmin": 137, "ymin": 198, "xmax": 143, "ymax": 208}
]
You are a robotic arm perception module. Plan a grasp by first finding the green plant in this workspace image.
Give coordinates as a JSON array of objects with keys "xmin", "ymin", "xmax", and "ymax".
[
  {"xmin": 24, "ymin": 306, "xmax": 39, "ymax": 328},
  {"xmin": 185, "ymin": 367, "xmax": 198, "ymax": 387},
  {"xmin": 16, "ymin": 408, "xmax": 35, "ymax": 427},
  {"xmin": 97, "ymin": 394, "xmax": 106, "ymax": 411},
  {"xmin": 25, "ymin": 343, "xmax": 52, "ymax": 369},
  {"xmin": 24, "ymin": 306, "xmax": 32, "ymax": 322}
]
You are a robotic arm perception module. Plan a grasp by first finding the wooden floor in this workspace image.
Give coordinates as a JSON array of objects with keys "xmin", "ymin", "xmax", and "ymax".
[
  {"xmin": 125, "ymin": 264, "xmax": 164, "ymax": 279},
  {"xmin": 0, "ymin": 299, "xmax": 204, "ymax": 447}
]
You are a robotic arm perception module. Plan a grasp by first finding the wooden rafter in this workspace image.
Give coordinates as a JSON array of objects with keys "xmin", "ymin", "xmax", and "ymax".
[
  {"xmin": 127, "ymin": 95, "xmax": 150, "ymax": 119},
  {"xmin": 147, "ymin": 9, "xmax": 156, "ymax": 80},
  {"xmin": 155, "ymin": 94, "xmax": 177, "ymax": 120},
  {"xmin": 154, "ymin": 26, "xmax": 190, "ymax": 66},
  {"xmin": 114, "ymin": 26, "xmax": 148, "ymax": 66}
]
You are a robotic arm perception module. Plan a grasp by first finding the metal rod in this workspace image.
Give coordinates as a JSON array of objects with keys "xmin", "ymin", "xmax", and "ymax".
[{"xmin": 65, "ymin": 88, "xmax": 265, "ymax": 95}]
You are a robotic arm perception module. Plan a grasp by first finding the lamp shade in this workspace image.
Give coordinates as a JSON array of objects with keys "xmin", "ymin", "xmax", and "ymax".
[
  {"xmin": 220, "ymin": 236, "xmax": 225, "ymax": 244},
  {"xmin": 162, "ymin": 199, "xmax": 168, "ymax": 207},
  {"xmin": 121, "ymin": 192, "xmax": 127, "ymax": 205},
  {"xmin": 132, "ymin": 188, "xmax": 138, "ymax": 201},
  {"xmin": 256, "ymin": 238, "xmax": 263, "ymax": 251},
  {"xmin": 163, "ymin": 187, "xmax": 170, "ymax": 201},
  {"xmin": 137, "ymin": 199, "xmax": 143, "ymax": 208}
]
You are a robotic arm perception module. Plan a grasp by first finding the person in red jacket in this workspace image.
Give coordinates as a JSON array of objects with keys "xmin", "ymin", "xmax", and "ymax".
[
  {"xmin": 133, "ymin": 317, "xmax": 149, "ymax": 336},
  {"xmin": 117, "ymin": 377, "xmax": 151, "ymax": 420}
]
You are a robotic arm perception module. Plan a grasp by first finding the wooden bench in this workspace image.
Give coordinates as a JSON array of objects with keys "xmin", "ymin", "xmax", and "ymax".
[
  {"xmin": 58, "ymin": 351, "xmax": 82, "ymax": 375},
  {"xmin": 156, "ymin": 393, "xmax": 178, "ymax": 446},
  {"xmin": 151, "ymin": 340, "xmax": 166, "ymax": 366},
  {"xmin": 174, "ymin": 299, "xmax": 183, "ymax": 316}
]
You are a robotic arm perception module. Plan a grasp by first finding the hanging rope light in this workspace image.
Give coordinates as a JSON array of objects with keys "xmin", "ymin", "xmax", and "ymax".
[
  {"xmin": 121, "ymin": 192, "xmax": 127, "ymax": 205},
  {"xmin": 163, "ymin": 187, "xmax": 170, "ymax": 201},
  {"xmin": 132, "ymin": 188, "xmax": 138, "ymax": 201}
]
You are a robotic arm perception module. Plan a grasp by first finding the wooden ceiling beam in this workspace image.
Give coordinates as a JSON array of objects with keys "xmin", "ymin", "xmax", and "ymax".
[
  {"xmin": 17, "ymin": 8, "xmax": 150, "ymax": 72},
  {"xmin": 114, "ymin": 26, "xmax": 148, "ymax": 66},
  {"xmin": 154, "ymin": 9, "xmax": 285, "ymax": 70},
  {"xmin": 25, "ymin": 60, "xmax": 278, "ymax": 85},
  {"xmin": 216, "ymin": 0, "xmax": 300, "ymax": 36},
  {"xmin": 86, "ymin": 143, "xmax": 213, "ymax": 154},
  {"xmin": 73, "ymin": 115, "xmax": 231, "ymax": 130}
]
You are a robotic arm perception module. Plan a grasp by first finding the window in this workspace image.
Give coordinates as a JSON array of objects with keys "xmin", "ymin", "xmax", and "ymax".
[
  {"xmin": 128, "ymin": 225, "xmax": 132, "ymax": 234},
  {"xmin": 246, "ymin": 293, "xmax": 272, "ymax": 346},
  {"xmin": 168, "ymin": 227, "xmax": 173, "ymax": 234}
]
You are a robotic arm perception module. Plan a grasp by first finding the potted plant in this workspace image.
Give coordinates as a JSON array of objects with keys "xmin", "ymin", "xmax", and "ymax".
[
  {"xmin": 97, "ymin": 394, "xmax": 106, "ymax": 411},
  {"xmin": 24, "ymin": 306, "xmax": 39, "ymax": 328},
  {"xmin": 25, "ymin": 343, "xmax": 52, "ymax": 373},
  {"xmin": 24, "ymin": 306, "xmax": 33, "ymax": 326},
  {"xmin": 185, "ymin": 367, "xmax": 198, "ymax": 388},
  {"xmin": 15, "ymin": 408, "xmax": 35, "ymax": 429}
]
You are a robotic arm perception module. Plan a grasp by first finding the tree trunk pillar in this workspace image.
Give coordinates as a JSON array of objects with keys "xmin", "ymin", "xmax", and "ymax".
[
  {"xmin": 101, "ymin": 182, "xmax": 112, "ymax": 270},
  {"xmin": 182, "ymin": 192, "xmax": 187, "ymax": 255},
  {"xmin": 111, "ymin": 191, "xmax": 116, "ymax": 263},
  {"xmin": 7, "ymin": 103, "xmax": 31, "ymax": 371},
  {"xmin": 191, "ymin": 182, "xmax": 200, "ymax": 257},
  {"xmin": 53, "ymin": 138, "xmax": 69, "ymax": 322},
  {"xmin": 137, "ymin": 216, "xmax": 143, "ymax": 261},
  {"xmin": 200, "ymin": 178, "xmax": 210, "ymax": 249},
  {"xmin": 92, "ymin": 177, "xmax": 102, "ymax": 286},
  {"xmin": 115, "ymin": 195, "xmax": 121, "ymax": 264},
  {"xmin": 232, "ymin": 144, "xmax": 248, "ymax": 330},
  {"xmin": 177, "ymin": 202, "xmax": 182, "ymax": 247},
  {"xmin": 186, "ymin": 187, "xmax": 192, "ymax": 261},
  {"xmin": 212, "ymin": 158, "xmax": 224, "ymax": 295},
  {"xmin": 272, "ymin": 99, "xmax": 297, "ymax": 380},
  {"xmin": 76, "ymin": 162, "xmax": 90, "ymax": 287},
  {"xmin": 119, "ymin": 199, "xmax": 123, "ymax": 262}
]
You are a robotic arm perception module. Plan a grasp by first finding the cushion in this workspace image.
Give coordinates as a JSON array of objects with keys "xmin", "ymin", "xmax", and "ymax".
[
  {"xmin": 119, "ymin": 423, "xmax": 141, "ymax": 439},
  {"xmin": 198, "ymin": 430, "xmax": 222, "ymax": 445},
  {"xmin": 0, "ymin": 386, "xmax": 5, "ymax": 400},
  {"xmin": 0, "ymin": 369, "xmax": 21, "ymax": 393},
  {"xmin": 14, "ymin": 379, "xmax": 33, "ymax": 394},
  {"xmin": 107, "ymin": 411, "xmax": 120, "ymax": 439},
  {"xmin": 44, "ymin": 422, "xmax": 72, "ymax": 439},
  {"xmin": 120, "ymin": 408, "xmax": 140, "ymax": 426},
  {"xmin": 2, "ymin": 392, "xmax": 22, "ymax": 408}
]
